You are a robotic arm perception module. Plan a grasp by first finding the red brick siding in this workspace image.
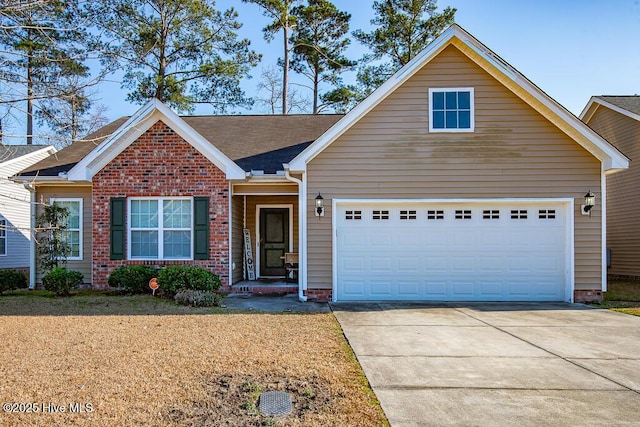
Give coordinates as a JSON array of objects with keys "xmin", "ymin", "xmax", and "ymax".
[
  {"xmin": 305, "ymin": 288, "xmax": 331, "ymax": 302},
  {"xmin": 574, "ymin": 290, "xmax": 603, "ymax": 303},
  {"xmin": 92, "ymin": 120, "xmax": 229, "ymax": 289}
]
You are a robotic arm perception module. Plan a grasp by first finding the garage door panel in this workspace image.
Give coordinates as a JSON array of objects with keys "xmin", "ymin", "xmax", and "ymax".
[
  {"xmin": 398, "ymin": 280, "xmax": 420, "ymax": 296},
  {"xmin": 426, "ymin": 281, "xmax": 447, "ymax": 296},
  {"xmin": 336, "ymin": 202, "xmax": 568, "ymax": 302},
  {"xmin": 370, "ymin": 280, "xmax": 392, "ymax": 296},
  {"xmin": 453, "ymin": 281, "xmax": 474, "ymax": 296}
]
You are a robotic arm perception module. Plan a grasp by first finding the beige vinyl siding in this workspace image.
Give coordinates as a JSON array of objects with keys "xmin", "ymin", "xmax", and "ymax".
[
  {"xmin": 244, "ymin": 195, "xmax": 298, "ymax": 278},
  {"xmin": 231, "ymin": 195, "xmax": 244, "ymax": 283},
  {"xmin": 307, "ymin": 45, "xmax": 602, "ymax": 292},
  {"xmin": 587, "ymin": 106, "xmax": 640, "ymax": 276},
  {"xmin": 35, "ymin": 186, "xmax": 92, "ymax": 286}
]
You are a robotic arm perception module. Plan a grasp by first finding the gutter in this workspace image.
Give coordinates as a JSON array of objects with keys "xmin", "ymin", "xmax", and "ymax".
[
  {"xmin": 22, "ymin": 183, "xmax": 36, "ymax": 290},
  {"xmin": 283, "ymin": 166, "xmax": 307, "ymax": 302}
]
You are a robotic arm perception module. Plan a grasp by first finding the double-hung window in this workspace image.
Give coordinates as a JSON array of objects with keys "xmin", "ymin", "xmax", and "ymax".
[
  {"xmin": 51, "ymin": 198, "xmax": 82, "ymax": 259},
  {"xmin": 0, "ymin": 218, "xmax": 6, "ymax": 256},
  {"xmin": 129, "ymin": 197, "xmax": 193, "ymax": 260},
  {"xmin": 429, "ymin": 88, "xmax": 474, "ymax": 132}
]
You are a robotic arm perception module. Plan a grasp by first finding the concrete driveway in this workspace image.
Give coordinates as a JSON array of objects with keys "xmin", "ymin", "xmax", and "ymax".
[{"xmin": 331, "ymin": 302, "xmax": 640, "ymax": 426}]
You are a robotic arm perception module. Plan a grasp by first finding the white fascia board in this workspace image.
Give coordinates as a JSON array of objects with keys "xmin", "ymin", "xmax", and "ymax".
[
  {"xmin": 68, "ymin": 98, "xmax": 245, "ymax": 181},
  {"xmin": 578, "ymin": 97, "xmax": 599, "ymax": 122},
  {"xmin": 457, "ymin": 30, "xmax": 629, "ymax": 172},
  {"xmin": 289, "ymin": 23, "xmax": 628, "ymax": 173},
  {"xmin": 0, "ymin": 145, "xmax": 57, "ymax": 169},
  {"xmin": 505, "ymin": 76, "xmax": 629, "ymax": 170},
  {"xmin": 287, "ymin": 25, "xmax": 458, "ymax": 172},
  {"xmin": 580, "ymin": 97, "xmax": 640, "ymax": 123}
]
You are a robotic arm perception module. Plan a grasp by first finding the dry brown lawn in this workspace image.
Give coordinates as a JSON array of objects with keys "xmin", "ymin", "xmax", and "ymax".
[{"xmin": 0, "ymin": 291, "xmax": 387, "ymax": 426}]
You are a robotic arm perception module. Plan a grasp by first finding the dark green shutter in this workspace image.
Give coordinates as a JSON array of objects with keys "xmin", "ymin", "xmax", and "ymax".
[
  {"xmin": 193, "ymin": 197, "xmax": 210, "ymax": 260},
  {"xmin": 110, "ymin": 197, "xmax": 126, "ymax": 260}
]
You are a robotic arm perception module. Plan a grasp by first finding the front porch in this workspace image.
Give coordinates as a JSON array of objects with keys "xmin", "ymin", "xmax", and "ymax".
[
  {"xmin": 230, "ymin": 180, "xmax": 302, "ymax": 295},
  {"xmin": 229, "ymin": 279, "xmax": 299, "ymax": 296}
]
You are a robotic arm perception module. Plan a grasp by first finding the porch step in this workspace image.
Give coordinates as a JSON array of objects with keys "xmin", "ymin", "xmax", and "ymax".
[{"xmin": 229, "ymin": 282, "xmax": 298, "ymax": 297}]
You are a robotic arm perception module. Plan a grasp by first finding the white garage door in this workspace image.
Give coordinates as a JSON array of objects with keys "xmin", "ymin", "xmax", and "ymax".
[{"xmin": 335, "ymin": 201, "xmax": 569, "ymax": 301}]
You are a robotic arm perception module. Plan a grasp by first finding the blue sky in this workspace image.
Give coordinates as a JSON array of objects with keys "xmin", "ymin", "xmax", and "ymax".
[
  {"xmin": 98, "ymin": 0, "xmax": 639, "ymax": 120},
  {"xmin": 5, "ymin": 0, "xmax": 640, "ymax": 143}
]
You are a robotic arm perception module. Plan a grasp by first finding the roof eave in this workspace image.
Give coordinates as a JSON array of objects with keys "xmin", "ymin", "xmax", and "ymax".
[{"xmin": 67, "ymin": 99, "xmax": 246, "ymax": 181}]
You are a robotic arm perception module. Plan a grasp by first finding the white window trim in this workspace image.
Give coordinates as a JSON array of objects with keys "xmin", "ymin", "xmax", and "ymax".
[
  {"xmin": 428, "ymin": 87, "xmax": 475, "ymax": 133},
  {"xmin": 127, "ymin": 197, "xmax": 194, "ymax": 261},
  {"xmin": 0, "ymin": 218, "xmax": 6, "ymax": 256},
  {"xmin": 50, "ymin": 198, "xmax": 83, "ymax": 261}
]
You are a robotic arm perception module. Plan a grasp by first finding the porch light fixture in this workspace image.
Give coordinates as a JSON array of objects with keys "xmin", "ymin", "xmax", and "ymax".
[
  {"xmin": 315, "ymin": 193, "xmax": 325, "ymax": 217},
  {"xmin": 581, "ymin": 190, "xmax": 596, "ymax": 216}
]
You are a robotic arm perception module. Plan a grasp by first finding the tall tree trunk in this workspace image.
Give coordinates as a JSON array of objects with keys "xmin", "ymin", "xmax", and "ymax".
[
  {"xmin": 26, "ymin": 48, "xmax": 33, "ymax": 145},
  {"xmin": 313, "ymin": 67, "xmax": 319, "ymax": 114},
  {"xmin": 282, "ymin": 23, "xmax": 289, "ymax": 114}
]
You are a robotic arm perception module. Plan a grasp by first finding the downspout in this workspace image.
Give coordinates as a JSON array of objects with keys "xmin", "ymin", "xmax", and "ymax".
[
  {"xmin": 284, "ymin": 167, "xmax": 307, "ymax": 301},
  {"xmin": 23, "ymin": 182, "xmax": 36, "ymax": 290}
]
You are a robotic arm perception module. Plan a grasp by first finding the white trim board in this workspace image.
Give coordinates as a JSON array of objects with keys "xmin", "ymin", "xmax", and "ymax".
[{"xmin": 331, "ymin": 198, "xmax": 575, "ymax": 303}]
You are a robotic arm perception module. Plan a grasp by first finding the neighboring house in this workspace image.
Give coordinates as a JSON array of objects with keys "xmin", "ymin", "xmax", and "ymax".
[
  {"xmin": 0, "ymin": 144, "xmax": 57, "ymax": 276},
  {"xmin": 581, "ymin": 96, "xmax": 640, "ymax": 278},
  {"xmin": 15, "ymin": 25, "xmax": 628, "ymax": 302}
]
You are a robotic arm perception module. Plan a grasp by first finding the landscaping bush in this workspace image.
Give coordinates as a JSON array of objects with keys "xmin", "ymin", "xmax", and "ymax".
[
  {"xmin": 174, "ymin": 289, "xmax": 221, "ymax": 307},
  {"xmin": 42, "ymin": 267, "xmax": 83, "ymax": 296},
  {"xmin": 108, "ymin": 265, "xmax": 157, "ymax": 293},
  {"xmin": 0, "ymin": 269, "xmax": 28, "ymax": 294},
  {"xmin": 157, "ymin": 265, "xmax": 221, "ymax": 297}
]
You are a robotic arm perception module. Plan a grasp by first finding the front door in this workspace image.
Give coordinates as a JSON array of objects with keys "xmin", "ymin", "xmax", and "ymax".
[{"xmin": 259, "ymin": 208, "xmax": 289, "ymax": 277}]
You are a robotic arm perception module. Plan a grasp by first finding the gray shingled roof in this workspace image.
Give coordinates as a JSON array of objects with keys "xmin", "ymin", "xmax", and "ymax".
[
  {"xmin": 20, "ymin": 114, "xmax": 343, "ymax": 176},
  {"xmin": 1, "ymin": 144, "xmax": 50, "ymax": 163},
  {"xmin": 596, "ymin": 96, "xmax": 640, "ymax": 116}
]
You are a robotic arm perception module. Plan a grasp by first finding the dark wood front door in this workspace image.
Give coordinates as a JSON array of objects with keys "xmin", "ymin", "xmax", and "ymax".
[{"xmin": 259, "ymin": 208, "xmax": 289, "ymax": 277}]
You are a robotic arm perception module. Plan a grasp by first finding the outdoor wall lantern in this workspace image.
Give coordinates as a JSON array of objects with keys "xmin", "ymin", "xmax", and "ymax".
[
  {"xmin": 315, "ymin": 193, "xmax": 325, "ymax": 217},
  {"xmin": 581, "ymin": 190, "xmax": 596, "ymax": 216}
]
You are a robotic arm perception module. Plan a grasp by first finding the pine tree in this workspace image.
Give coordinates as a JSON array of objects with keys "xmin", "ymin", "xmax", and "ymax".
[
  {"xmin": 290, "ymin": 0, "xmax": 354, "ymax": 114},
  {"xmin": 90, "ymin": 0, "xmax": 260, "ymax": 113},
  {"xmin": 0, "ymin": 0, "xmax": 93, "ymax": 144},
  {"xmin": 353, "ymin": 0, "xmax": 456, "ymax": 97},
  {"xmin": 243, "ymin": 0, "xmax": 301, "ymax": 114}
]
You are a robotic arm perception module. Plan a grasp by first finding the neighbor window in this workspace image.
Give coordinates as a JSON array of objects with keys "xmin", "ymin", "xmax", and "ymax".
[
  {"xmin": 51, "ymin": 198, "xmax": 82, "ymax": 259},
  {"xmin": 429, "ymin": 88, "xmax": 474, "ymax": 132},
  {"xmin": 0, "ymin": 218, "xmax": 6, "ymax": 256},
  {"xmin": 129, "ymin": 198, "xmax": 192, "ymax": 260}
]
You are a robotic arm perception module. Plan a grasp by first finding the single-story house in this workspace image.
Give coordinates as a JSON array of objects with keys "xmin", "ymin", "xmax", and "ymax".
[
  {"xmin": 581, "ymin": 96, "xmax": 640, "ymax": 278},
  {"xmin": 14, "ymin": 24, "xmax": 629, "ymax": 302},
  {"xmin": 1, "ymin": 144, "xmax": 57, "ymax": 276}
]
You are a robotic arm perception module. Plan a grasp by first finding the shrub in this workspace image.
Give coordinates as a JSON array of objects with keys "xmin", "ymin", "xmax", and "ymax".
[
  {"xmin": 0, "ymin": 269, "xmax": 28, "ymax": 295},
  {"xmin": 108, "ymin": 265, "xmax": 157, "ymax": 293},
  {"xmin": 174, "ymin": 289, "xmax": 221, "ymax": 307},
  {"xmin": 42, "ymin": 267, "xmax": 83, "ymax": 296},
  {"xmin": 157, "ymin": 265, "xmax": 221, "ymax": 296}
]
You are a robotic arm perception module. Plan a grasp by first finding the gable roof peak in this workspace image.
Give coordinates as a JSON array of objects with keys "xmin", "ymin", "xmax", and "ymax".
[
  {"xmin": 288, "ymin": 23, "xmax": 628, "ymax": 172},
  {"xmin": 66, "ymin": 98, "xmax": 246, "ymax": 181}
]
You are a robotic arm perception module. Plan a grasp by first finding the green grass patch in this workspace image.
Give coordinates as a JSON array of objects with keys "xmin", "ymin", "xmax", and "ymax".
[{"xmin": 590, "ymin": 280, "xmax": 640, "ymax": 317}]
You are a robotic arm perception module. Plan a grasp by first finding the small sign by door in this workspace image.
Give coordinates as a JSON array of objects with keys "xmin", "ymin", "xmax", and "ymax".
[{"xmin": 243, "ymin": 228, "xmax": 256, "ymax": 280}]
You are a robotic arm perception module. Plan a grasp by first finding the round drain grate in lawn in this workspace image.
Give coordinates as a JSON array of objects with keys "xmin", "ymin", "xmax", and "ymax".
[{"xmin": 258, "ymin": 391, "xmax": 292, "ymax": 416}]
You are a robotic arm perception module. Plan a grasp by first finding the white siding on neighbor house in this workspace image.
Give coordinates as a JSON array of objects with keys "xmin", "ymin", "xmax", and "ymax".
[
  {"xmin": 0, "ymin": 148, "xmax": 55, "ymax": 269},
  {"xmin": 35, "ymin": 186, "xmax": 92, "ymax": 285},
  {"xmin": 306, "ymin": 45, "xmax": 603, "ymax": 294}
]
